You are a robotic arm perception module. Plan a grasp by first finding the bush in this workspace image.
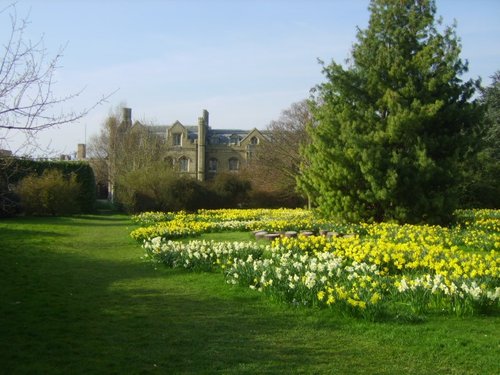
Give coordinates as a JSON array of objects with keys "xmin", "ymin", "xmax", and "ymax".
[
  {"xmin": 116, "ymin": 167, "xmax": 302, "ymax": 213},
  {"xmin": 16, "ymin": 169, "xmax": 81, "ymax": 215},
  {"xmin": 166, "ymin": 177, "xmax": 214, "ymax": 212},
  {"xmin": 246, "ymin": 189, "xmax": 306, "ymax": 208},
  {"xmin": 115, "ymin": 164, "xmax": 178, "ymax": 213},
  {"xmin": 2, "ymin": 158, "xmax": 96, "ymax": 214},
  {"xmin": 208, "ymin": 173, "xmax": 251, "ymax": 208}
]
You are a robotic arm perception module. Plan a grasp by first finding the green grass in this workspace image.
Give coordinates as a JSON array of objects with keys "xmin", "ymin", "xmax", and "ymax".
[{"xmin": 1, "ymin": 215, "xmax": 498, "ymax": 374}]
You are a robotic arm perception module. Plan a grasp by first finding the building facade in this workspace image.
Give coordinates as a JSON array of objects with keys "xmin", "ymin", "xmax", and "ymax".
[{"xmin": 124, "ymin": 108, "xmax": 267, "ymax": 181}]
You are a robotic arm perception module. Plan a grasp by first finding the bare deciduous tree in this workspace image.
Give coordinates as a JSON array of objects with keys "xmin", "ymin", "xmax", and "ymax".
[
  {"xmin": 0, "ymin": 3, "xmax": 113, "ymax": 216},
  {"xmin": 248, "ymin": 100, "xmax": 311, "ymax": 193},
  {"xmin": 87, "ymin": 106, "xmax": 170, "ymax": 202},
  {"xmin": 0, "ymin": 3, "xmax": 111, "ymax": 152}
]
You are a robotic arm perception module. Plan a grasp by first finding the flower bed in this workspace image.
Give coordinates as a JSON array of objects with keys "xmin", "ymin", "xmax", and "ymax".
[
  {"xmin": 130, "ymin": 208, "xmax": 328, "ymax": 241},
  {"xmin": 133, "ymin": 208, "xmax": 500, "ymax": 319}
]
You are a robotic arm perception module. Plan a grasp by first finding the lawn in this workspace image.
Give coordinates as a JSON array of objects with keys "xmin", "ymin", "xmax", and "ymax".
[{"xmin": 0, "ymin": 214, "xmax": 498, "ymax": 374}]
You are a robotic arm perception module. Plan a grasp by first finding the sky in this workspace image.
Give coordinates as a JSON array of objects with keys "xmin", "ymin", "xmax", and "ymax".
[{"xmin": 1, "ymin": 0, "xmax": 499, "ymax": 157}]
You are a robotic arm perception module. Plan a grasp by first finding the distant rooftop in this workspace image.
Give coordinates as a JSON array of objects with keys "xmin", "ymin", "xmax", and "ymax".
[{"xmin": 144, "ymin": 121, "xmax": 268, "ymax": 145}]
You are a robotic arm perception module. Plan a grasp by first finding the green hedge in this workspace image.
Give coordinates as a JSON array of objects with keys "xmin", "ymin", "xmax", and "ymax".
[{"xmin": 2, "ymin": 158, "xmax": 96, "ymax": 214}]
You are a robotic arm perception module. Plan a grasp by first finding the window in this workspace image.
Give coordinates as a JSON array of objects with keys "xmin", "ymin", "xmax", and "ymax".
[
  {"xmin": 250, "ymin": 136, "xmax": 259, "ymax": 145},
  {"xmin": 179, "ymin": 157, "xmax": 189, "ymax": 172},
  {"xmin": 208, "ymin": 158, "xmax": 218, "ymax": 172},
  {"xmin": 173, "ymin": 133, "xmax": 182, "ymax": 146},
  {"xmin": 228, "ymin": 157, "xmax": 239, "ymax": 171}
]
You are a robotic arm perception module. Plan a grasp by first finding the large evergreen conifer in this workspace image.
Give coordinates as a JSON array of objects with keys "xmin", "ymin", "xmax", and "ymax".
[{"xmin": 299, "ymin": 0, "xmax": 481, "ymax": 224}]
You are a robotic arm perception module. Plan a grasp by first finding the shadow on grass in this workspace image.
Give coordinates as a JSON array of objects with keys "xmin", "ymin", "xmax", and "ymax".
[
  {"xmin": 0, "ymin": 214, "xmax": 133, "ymax": 228},
  {"xmin": 2, "ymin": 215, "xmax": 497, "ymax": 374},
  {"xmin": 0, "ymin": 227, "xmax": 68, "ymax": 240},
  {"xmin": 0, "ymin": 234, "xmax": 350, "ymax": 374},
  {"xmin": 74, "ymin": 214, "xmax": 132, "ymax": 222},
  {"xmin": 48, "ymin": 215, "xmax": 133, "ymax": 226}
]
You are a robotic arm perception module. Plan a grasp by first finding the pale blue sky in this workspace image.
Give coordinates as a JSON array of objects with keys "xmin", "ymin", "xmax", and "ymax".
[{"xmin": 2, "ymin": 0, "xmax": 499, "ymax": 155}]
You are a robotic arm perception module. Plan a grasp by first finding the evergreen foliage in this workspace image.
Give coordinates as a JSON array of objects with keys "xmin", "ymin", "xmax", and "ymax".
[
  {"xmin": 1, "ymin": 158, "xmax": 96, "ymax": 215},
  {"xmin": 299, "ymin": 0, "xmax": 482, "ymax": 224},
  {"xmin": 16, "ymin": 169, "xmax": 81, "ymax": 215},
  {"xmin": 461, "ymin": 72, "xmax": 500, "ymax": 208},
  {"xmin": 166, "ymin": 177, "xmax": 214, "ymax": 212},
  {"xmin": 209, "ymin": 173, "xmax": 251, "ymax": 208}
]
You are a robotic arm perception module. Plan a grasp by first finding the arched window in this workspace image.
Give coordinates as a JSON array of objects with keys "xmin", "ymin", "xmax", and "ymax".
[
  {"xmin": 228, "ymin": 157, "xmax": 239, "ymax": 171},
  {"xmin": 208, "ymin": 158, "xmax": 218, "ymax": 172},
  {"xmin": 250, "ymin": 136, "xmax": 259, "ymax": 145},
  {"xmin": 179, "ymin": 156, "xmax": 189, "ymax": 172}
]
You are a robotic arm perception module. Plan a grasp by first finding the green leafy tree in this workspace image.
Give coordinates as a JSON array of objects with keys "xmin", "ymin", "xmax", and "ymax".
[
  {"xmin": 299, "ymin": 0, "xmax": 481, "ymax": 224},
  {"xmin": 461, "ymin": 71, "xmax": 500, "ymax": 207},
  {"xmin": 481, "ymin": 72, "xmax": 500, "ymax": 172}
]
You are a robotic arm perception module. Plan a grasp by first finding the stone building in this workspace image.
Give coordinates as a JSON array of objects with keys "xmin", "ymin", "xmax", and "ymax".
[{"xmin": 124, "ymin": 107, "xmax": 267, "ymax": 181}]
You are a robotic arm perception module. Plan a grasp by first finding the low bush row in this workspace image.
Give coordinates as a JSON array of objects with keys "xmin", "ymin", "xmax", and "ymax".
[
  {"xmin": 116, "ymin": 169, "xmax": 305, "ymax": 213},
  {"xmin": 1, "ymin": 157, "xmax": 96, "ymax": 216}
]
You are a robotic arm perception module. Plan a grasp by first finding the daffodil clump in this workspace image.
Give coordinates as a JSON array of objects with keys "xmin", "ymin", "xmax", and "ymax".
[
  {"xmin": 196, "ymin": 208, "xmax": 312, "ymax": 223},
  {"xmin": 130, "ymin": 208, "xmax": 330, "ymax": 241},
  {"xmin": 134, "ymin": 208, "xmax": 499, "ymax": 319},
  {"xmin": 244, "ymin": 231, "xmax": 499, "ymax": 318},
  {"xmin": 142, "ymin": 237, "xmax": 268, "ymax": 272},
  {"xmin": 225, "ymin": 240, "xmax": 386, "ymax": 319},
  {"xmin": 131, "ymin": 211, "xmax": 174, "ymax": 226}
]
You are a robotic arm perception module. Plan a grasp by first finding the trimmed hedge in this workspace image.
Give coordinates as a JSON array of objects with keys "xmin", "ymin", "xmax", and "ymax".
[
  {"xmin": 1, "ymin": 157, "xmax": 96, "ymax": 215},
  {"xmin": 16, "ymin": 169, "xmax": 82, "ymax": 215}
]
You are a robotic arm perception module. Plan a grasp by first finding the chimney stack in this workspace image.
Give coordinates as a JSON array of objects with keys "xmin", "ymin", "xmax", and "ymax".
[
  {"xmin": 197, "ymin": 109, "xmax": 208, "ymax": 181},
  {"xmin": 122, "ymin": 107, "xmax": 132, "ymax": 125},
  {"xmin": 202, "ymin": 109, "xmax": 209, "ymax": 127},
  {"xmin": 77, "ymin": 143, "xmax": 86, "ymax": 160}
]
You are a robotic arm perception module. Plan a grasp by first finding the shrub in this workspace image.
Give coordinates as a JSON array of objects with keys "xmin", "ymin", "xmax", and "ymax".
[
  {"xmin": 2, "ymin": 158, "xmax": 96, "ymax": 214},
  {"xmin": 115, "ymin": 164, "xmax": 178, "ymax": 213},
  {"xmin": 16, "ymin": 169, "xmax": 81, "ymax": 215},
  {"xmin": 208, "ymin": 173, "xmax": 251, "ymax": 208},
  {"xmin": 116, "ymin": 165, "xmax": 215, "ymax": 213},
  {"xmin": 246, "ymin": 189, "xmax": 306, "ymax": 208},
  {"xmin": 167, "ymin": 177, "xmax": 214, "ymax": 212}
]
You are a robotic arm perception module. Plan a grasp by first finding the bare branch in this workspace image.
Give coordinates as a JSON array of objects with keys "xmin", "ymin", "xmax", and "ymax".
[
  {"xmin": 247, "ymin": 100, "xmax": 312, "ymax": 195},
  {"xmin": 0, "ymin": 3, "xmax": 115, "ymax": 151}
]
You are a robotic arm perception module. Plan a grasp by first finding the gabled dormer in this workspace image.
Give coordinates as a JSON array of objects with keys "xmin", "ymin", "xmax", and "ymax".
[
  {"xmin": 167, "ymin": 121, "xmax": 188, "ymax": 147},
  {"xmin": 240, "ymin": 128, "xmax": 266, "ymax": 147}
]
